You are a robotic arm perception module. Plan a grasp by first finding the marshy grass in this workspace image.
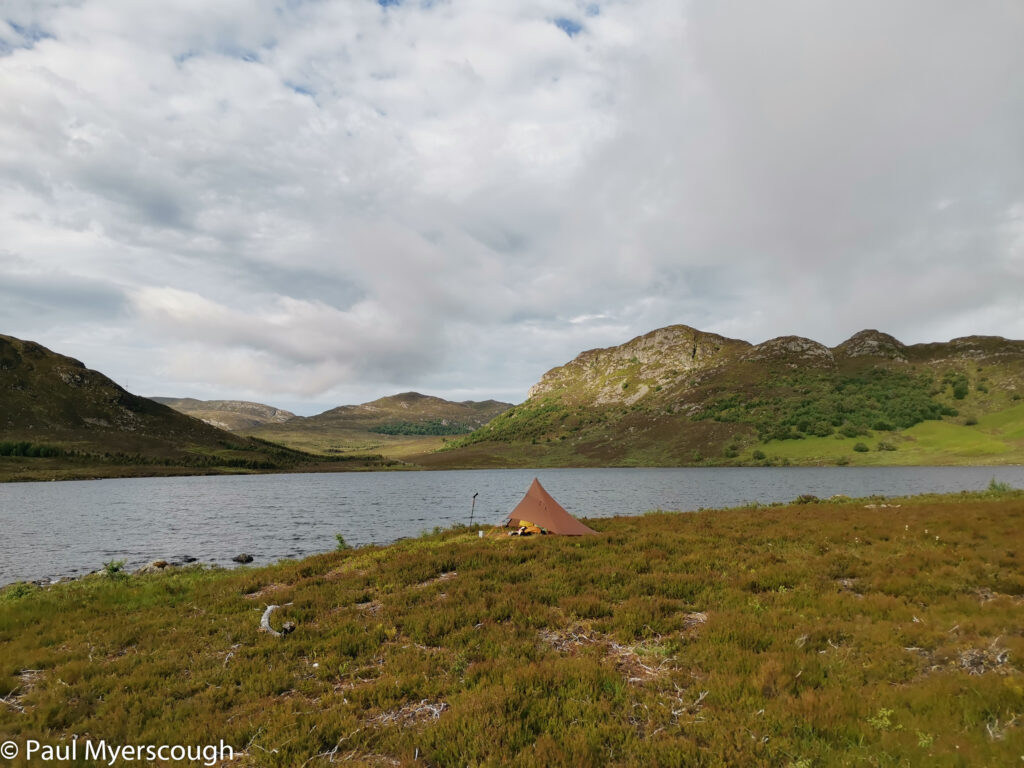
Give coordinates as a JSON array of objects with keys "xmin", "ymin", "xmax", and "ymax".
[{"xmin": 1, "ymin": 490, "xmax": 1022, "ymax": 766}]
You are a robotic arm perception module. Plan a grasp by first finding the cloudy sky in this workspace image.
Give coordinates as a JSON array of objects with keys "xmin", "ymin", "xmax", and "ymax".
[{"xmin": 2, "ymin": 1, "xmax": 1022, "ymax": 414}]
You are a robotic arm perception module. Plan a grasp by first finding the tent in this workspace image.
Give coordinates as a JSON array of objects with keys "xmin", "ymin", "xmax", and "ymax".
[{"xmin": 503, "ymin": 478, "xmax": 599, "ymax": 536}]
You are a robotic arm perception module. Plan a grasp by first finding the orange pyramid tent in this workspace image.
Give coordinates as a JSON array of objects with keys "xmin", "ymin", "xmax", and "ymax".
[{"xmin": 503, "ymin": 478, "xmax": 598, "ymax": 535}]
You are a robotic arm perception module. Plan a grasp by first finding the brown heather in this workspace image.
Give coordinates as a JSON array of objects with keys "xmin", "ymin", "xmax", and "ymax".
[{"xmin": 1, "ymin": 491, "xmax": 1023, "ymax": 766}]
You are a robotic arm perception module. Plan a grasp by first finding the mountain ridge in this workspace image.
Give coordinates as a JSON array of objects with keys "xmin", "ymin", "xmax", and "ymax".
[
  {"xmin": 430, "ymin": 325, "xmax": 1024, "ymax": 468},
  {"xmin": 4, "ymin": 325, "xmax": 1023, "ymax": 476}
]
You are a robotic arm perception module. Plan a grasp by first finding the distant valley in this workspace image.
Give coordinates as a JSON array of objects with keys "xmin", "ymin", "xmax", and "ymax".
[{"xmin": 158, "ymin": 392, "xmax": 513, "ymax": 459}]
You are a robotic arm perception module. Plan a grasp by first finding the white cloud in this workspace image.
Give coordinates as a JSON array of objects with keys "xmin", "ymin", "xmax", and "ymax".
[{"xmin": 1, "ymin": 0, "xmax": 1022, "ymax": 413}]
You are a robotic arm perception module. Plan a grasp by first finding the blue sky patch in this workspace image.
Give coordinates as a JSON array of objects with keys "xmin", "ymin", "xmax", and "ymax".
[
  {"xmin": 285, "ymin": 81, "xmax": 316, "ymax": 98},
  {"xmin": 553, "ymin": 18, "xmax": 583, "ymax": 37},
  {"xmin": 3, "ymin": 20, "xmax": 53, "ymax": 54},
  {"xmin": 9, "ymin": 21, "xmax": 52, "ymax": 42}
]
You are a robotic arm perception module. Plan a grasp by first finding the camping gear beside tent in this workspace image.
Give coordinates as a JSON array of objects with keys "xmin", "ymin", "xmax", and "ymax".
[{"xmin": 504, "ymin": 478, "xmax": 599, "ymax": 536}]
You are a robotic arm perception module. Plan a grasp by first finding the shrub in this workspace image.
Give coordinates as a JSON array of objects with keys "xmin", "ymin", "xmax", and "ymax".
[
  {"xmin": 751, "ymin": 450, "xmax": 766, "ymax": 461},
  {"xmin": 988, "ymin": 477, "xmax": 1013, "ymax": 493},
  {"xmin": 102, "ymin": 560, "xmax": 127, "ymax": 581},
  {"xmin": 964, "ymin": 416, "xmax": 978, "ymax": 426},
  {"xmin": 697, "ymin": 368, "xmax": 960, "ymax": 443},
  {"xmin": 0, "ymin": 441, "xmax": 63, "ymax": 457},
  {"xmin": 1, "ymin": 582, "xmax": 38, "ymax": 601},
  {"xmin": 723, "ymin": 445, "xmax": 739, "ymax": 458},
  {"xmin": 877, "ymin": 441, "xmax": 897, "ymax": 451},
  {"xmin": 835, "ymin": 456, "xmax": 850, "ymax": 465},
  {"xmin": 867, "ymin": 707, "xmax": 900, "ymax": 731},
  {"xmin": 335, "ymin": 534, "xmax": 350, "ymax": 551},
  {"xmin": 369, "ymin": 419, "xmax": 472, "ymax": 436},
  {"xmin": 853, "ymin": 442, "xmax": 869, "ymax": 452}
]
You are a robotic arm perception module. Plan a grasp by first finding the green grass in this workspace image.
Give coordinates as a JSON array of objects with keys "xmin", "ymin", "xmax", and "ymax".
[
  {"xmin": 733, "ymin": 418, "xmax": 1024, "ymax": 467},
  {"xmin": 900, "ymin": 421, "xmax": 1014, "ymax": 458},
  {"xmin": 2, "ymin": 492, "xmax": 1022, "ymax": 766},
  {"xmin": 976, "ymin": 402, "xmax": 1024, "ymax": 438}
]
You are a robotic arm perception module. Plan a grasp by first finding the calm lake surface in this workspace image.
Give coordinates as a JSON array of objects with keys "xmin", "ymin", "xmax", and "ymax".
[{"xmin": 2, "ymin": 466, "xmax": 1023, "ymax": 585}]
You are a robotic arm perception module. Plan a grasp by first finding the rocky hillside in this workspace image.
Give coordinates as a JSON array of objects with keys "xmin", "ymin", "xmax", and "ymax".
[
  {"xmin": 151, "ymin": 397, "xmax": 296, "ymax": 431},
  {"xmin": 527, "ymin": 326, "xmax": 750, "ymax": 406},
  {"xmin": 432, "ymin": 326, "xmax": 1024, "ymax": 468}
]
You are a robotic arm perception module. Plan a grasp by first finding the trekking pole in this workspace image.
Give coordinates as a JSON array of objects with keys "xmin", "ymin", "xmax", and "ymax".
[{"xmin": 470, "ymin": 492, "xmax": 478, "ymax": 526}]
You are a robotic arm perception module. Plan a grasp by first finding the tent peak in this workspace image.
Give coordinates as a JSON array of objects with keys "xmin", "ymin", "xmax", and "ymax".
[{"xmin": 505, "ymin": 478, "xmax": 598, "ymax": 536}]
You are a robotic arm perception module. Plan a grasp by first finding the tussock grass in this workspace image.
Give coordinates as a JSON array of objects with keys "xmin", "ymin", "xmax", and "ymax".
[{"xmin": 1, "ymin": 492, "xmax": 1023, "ymax": 766}]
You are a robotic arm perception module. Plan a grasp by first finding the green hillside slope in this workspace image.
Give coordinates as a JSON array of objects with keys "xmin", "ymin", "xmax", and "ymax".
[
  {"xmin": 0, "ymin": 335, "xmax": 383, "ymax": 481},
  {"xmin": 426, "ymin": 327, "xmax": 1024, "ymax": 468}
]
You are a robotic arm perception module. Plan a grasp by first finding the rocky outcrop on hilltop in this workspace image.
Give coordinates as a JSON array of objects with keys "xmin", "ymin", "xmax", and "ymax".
[
  {"xmin": 944, "ymin": 336, "xmax": 1024, "ymax": 360},
  {"xmin": 745, "ymin": 336, "xmax": 836, "ymax": 367},
  {"xmin": 522, "ymin": 324, "xmax": 1024, "ymax": 415},
  {"xmin": 527, "ymin": 325, "xmax": 749, "ymax": 405},
  {"xmin": 833, "ymin": 330, "xmax": 908, "ymax": 361}
]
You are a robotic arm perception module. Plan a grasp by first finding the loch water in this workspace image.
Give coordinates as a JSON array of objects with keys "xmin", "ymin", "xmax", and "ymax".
[{"xmin": 2, "ymin": 465, "xmax": 1023, "ymax": 585}]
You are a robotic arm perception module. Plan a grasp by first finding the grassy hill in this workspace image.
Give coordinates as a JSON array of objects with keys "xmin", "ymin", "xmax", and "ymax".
[
  {"xmin": 243, "ymin": 392, "xmax": 512, "ymax": 458},
  {"xmin": 2, "ymin": 490, "xmax": 1021, "ymax": 766},
  {"xmin": 150, "ymin": 397, "xmax": 297, "ymax": 432},
  {"xmin": 423, "ymin": 327, "xmax": 1024, "ymax": 468},
  {"xmin": 0, "ymin": 334, "xmax": 389, "ymax": 481}
]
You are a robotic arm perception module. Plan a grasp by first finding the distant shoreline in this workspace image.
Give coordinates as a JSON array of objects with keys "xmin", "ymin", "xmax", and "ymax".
[{"xmin": 4, "ymin": 456, "xmax": 1024, "ymax": 484}]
